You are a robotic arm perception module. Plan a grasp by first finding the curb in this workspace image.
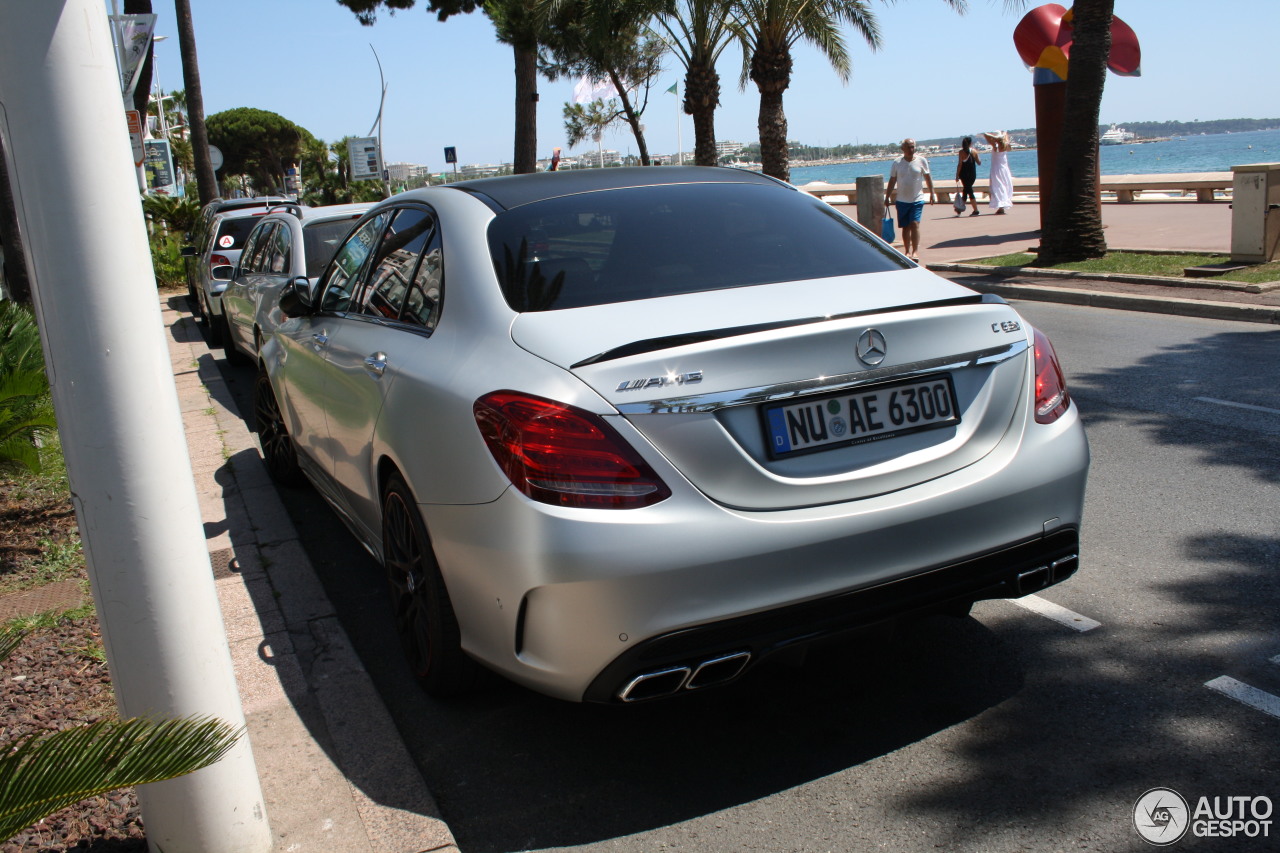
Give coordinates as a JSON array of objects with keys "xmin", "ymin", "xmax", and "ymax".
[
  {"xmin": 930, "ymin": 262, "xmax": 1280, "ymax": 294},
  {"xmin": 163, "ymin": 298, "xmax": 459, "ymax": 853},
  {"xmin": 942, "ymin": 278, "xmax": 1280, "ymax": 325}
]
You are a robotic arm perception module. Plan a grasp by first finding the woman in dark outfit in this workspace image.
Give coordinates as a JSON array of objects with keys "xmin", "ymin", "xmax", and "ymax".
[{"xmin": 956, "ymin": 136, "xmax": 981, "ymax": 216}]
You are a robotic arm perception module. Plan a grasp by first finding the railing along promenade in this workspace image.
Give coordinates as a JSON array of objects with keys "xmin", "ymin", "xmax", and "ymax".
[{"xmin": 801, "ymin": 172, "xmax": 1235, "ymax": 204}]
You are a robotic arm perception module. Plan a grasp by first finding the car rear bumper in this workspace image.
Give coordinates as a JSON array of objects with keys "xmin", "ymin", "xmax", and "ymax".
[
  {"xmin": 422, "ymin": 409, "xmax": 1089, "ymax": 702},
  {"xmin": 583, "ymin": 527, "xmax": 1079, "ymax": 702}
]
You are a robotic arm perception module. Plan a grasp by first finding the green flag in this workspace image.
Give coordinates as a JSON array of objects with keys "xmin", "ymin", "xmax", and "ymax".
[{"xmin": 665, "ymin": 82, "xmax": 678, "ymax": 95}]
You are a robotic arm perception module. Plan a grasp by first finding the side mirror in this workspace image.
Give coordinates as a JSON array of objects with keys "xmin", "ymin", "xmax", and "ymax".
[
  {"xmin": 278, "ymin": 276, "xmax": 315, "ymax": 318},
  {"xmin": 211, "ymin": 265, "xmax": 234, "ymax": 282},
  {"xmin": 180, "ymin": 245, "xmax": 197, "ymax": 257}
]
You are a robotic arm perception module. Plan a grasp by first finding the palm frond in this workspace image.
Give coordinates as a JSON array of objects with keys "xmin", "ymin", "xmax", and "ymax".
[
  {"xmin": 0, "ymin": 628, "xmax": 29, "ymax": 664},
  {"xmin": 0, "ymin": 716, "xmax": 241, "ymax": 841}
]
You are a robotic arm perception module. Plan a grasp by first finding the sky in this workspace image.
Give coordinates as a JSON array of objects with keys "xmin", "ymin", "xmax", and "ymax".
[{"xmin": 138, "ymin": 1, "xmax": 1275, "ymax": 173}]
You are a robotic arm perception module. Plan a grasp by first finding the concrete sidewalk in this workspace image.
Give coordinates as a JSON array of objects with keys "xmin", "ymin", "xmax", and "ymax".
[{"xmin": 163, "ymin": 297, "xmax": 458, "ymax": 853}]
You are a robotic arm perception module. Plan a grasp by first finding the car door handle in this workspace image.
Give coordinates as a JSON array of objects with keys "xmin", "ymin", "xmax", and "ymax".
[{"xmin": 364, "ymin": 353, "xmax": 388, "ymax": 377}]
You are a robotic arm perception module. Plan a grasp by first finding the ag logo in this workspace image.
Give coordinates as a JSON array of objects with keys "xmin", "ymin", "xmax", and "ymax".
[{"xmin": 1134, "ymin": 788, "xmax": 1189, "ymax": 845}]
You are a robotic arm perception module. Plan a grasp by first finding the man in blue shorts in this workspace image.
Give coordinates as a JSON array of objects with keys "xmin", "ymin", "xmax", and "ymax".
[{"xmin": 884, "ymin": 138, "xmax": 935, "ymax": 263}]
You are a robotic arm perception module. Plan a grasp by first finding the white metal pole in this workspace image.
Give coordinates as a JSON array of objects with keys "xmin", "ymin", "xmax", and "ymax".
[
  {"xmin": 676, "ymin": 85, "xmax": 683, "ymax": 166},
  {"xmin": 0, "ymin": 3, "xmax": 272, "ymax": 852}
]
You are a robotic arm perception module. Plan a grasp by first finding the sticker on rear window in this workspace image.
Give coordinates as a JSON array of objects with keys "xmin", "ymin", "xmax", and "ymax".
[{"xmin": 218, "ymin": 235, "xmax": 234, "ymax": 248}]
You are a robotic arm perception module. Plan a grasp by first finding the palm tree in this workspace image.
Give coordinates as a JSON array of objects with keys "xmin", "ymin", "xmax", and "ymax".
[
  {"xmin": 339, "ymin": 1, "xmax": 547, "ymax": 173},
  {"xmin": 174, "ymin": 0, "xmax": 218, "ymax": 204},
  {"xmin": 0, "ymin": 627, "xmax": 240, "ymax": 841},
  {"xmin": 652, "ymin": 0, "xmax": 739, "ymax": 167},
  {"xmin": 1036, "ymin": 0, "xmax": 1112, "ymax": 264},
  {"xmin": 732, "ymin": 0, "xmax": 882, "ymax": 182}
]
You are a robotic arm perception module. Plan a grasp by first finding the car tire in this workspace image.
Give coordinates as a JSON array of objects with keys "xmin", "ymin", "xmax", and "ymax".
[
  {"xmin": 222, "ymin": 314, "xmax": 245, "ymax": 363},
  {"xmin": 381, "ymin": 472, "xmax": 479, "ymax": 697},
  {"xmin": 204, "ymin": 305, "xmax": 224, "ymax": 346},
  {"xmin": 253, "ymin": 370, "xmax": 305, "ymax": 486}
]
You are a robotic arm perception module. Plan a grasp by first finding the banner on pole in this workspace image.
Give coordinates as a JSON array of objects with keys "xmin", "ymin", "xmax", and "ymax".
[
  {"xmin": 348, "ymin": 137, "xmax": 382, "ymax": 182},
  {"xmin": 110, "ymin": 14, "xmax": 157, "ymax": 99}
]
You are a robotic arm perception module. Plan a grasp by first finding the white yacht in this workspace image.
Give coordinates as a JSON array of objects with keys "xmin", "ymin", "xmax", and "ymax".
[{"xmin": 1100, "ymin": 124, "xmax": 1134, "ymax": 145}]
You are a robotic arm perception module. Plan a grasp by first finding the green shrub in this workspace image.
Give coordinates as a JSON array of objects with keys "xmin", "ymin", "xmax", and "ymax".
[
  {"xmin": 0, "ymin": 301, "xmax": 55, "ymax": 475},
  {"xmin": 148, "ymin": 231, "xmax": 187, "ymax": 290}
]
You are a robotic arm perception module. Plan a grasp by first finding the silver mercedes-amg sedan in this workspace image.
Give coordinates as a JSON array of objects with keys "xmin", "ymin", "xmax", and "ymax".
[{"xmin": 255, "ymin": 166, "xmax": 1089, "ymax": 703}]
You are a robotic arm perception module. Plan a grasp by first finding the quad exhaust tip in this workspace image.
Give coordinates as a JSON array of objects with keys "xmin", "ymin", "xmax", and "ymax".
[
  {"xmin": 1016, "ymin": 553, "xmax": 1079, "ymax": 596},
  {"xmin": 618, "ymin": 651, "xmax": 752, "ymax": 703}
]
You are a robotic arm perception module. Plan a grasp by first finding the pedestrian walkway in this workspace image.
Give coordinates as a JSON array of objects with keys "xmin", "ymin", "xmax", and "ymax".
[
  {"xmin": 162, "ymin": 296, "xmax": 458, "ymax": 853},
  {"xmin": 831, "ymin": 198, "xmax": 1280, "ymax": 324},
  {"xmin": 833, "ymin": 197, "xmax": 1233, "ymax": 265}
]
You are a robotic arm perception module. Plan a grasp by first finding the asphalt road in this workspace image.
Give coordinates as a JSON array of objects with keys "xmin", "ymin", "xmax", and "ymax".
[{"xmin": 215, "ymin": 301, "xmax": 1280, "ymax": 853}]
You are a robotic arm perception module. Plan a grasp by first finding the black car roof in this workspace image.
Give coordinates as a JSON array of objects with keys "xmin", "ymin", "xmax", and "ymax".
[{"xmin": 446, "ymin": 165, "xmax": 789, "ymax": 211}]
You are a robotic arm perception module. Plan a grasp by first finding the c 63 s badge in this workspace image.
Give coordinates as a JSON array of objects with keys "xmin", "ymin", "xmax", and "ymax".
[{"xmin": 617, "ymin": 371, "xmax": 703, "ymax": 392}]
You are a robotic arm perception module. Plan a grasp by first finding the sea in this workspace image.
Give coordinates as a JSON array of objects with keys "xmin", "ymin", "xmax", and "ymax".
[{"xmin": 788, "ymin": 127, "xmax": 1280, "ymax": 186}]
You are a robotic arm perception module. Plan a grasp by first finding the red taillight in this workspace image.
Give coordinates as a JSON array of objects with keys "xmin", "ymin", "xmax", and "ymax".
[
  {"xmin": 474, "ymin": 391, "xmax": 671, "ymax": 509},
  {"xmin": 210, "ymin": 253, "xmax": 232, "ymax": 266},
  {"xmin": 1033, "ymin": 327, "xmax": 1071, "ymax": 424}
]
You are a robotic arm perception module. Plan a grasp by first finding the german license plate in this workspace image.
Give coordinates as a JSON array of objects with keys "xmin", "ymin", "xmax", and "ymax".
[{"xmin": 764, "ymin": 374, "xmax": 960, "ymax": 458}]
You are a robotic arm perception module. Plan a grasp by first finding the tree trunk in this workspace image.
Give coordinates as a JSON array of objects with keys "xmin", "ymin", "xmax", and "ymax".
[
  {"xmin": 174, "ymin": 0, "xmax": 218, "ymax": 205},
  {"xmin": 684, "ymin": 61, "xmax": 719, "ymax": 167},
  {"xmin": 0, "ymin": 131, "xmax": 32, "ymax": 304},
  {"xmin": 513, "ymin": 43, "xmax": 538, "ymax": 174},
  {"xmin": 1037, "ymin": 0, "xmax": 1112, "ymax": 265},
  {"xmin": 751, "ymin": 46, "xmax": 792, "ymax": 183},
  {"xmin": 608, "ymin": 68, "xmax": 650, "ymax": 166}
]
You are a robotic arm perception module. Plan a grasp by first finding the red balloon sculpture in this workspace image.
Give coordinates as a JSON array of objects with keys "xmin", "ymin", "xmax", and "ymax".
[{"xmin": 1013, "ymin": 4, "xmax": 1141, "ymax": 228}]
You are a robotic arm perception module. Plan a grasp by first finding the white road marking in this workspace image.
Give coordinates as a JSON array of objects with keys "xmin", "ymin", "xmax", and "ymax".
[
  {"xmin": 1271, "ymin": 654, "xmax": 1280, "ymax": 667},
  {"xmin": 1009, "ymin": 594, "xmax": 1102, "ymax": 632},
  {"xmin": 1194, "ymin": 396, "xmax": 1280, "ymax": 416},
  {"xmin": 1205, "ymin": 676, "xmax": 1280, "ymax": 720}
]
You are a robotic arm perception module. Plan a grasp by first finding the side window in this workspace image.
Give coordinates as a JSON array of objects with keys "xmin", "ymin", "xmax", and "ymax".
[
  {"xmin": 402, "ymin": 232, "xmax": 443, "ymax": 330},
  {"xmin": 268, "ymin": 224, "xmax": 291, "ymax": 274},
  {"xmin": 318, "ymin": 211, "xmax": 390, "ymax": 313},
  {"xmin": 238, "ymin": 223, "xmax": 268, "ymax": 274},
  {"xmin": 354, "ymin": 208, "xmax": 435, "ymax": 321}
]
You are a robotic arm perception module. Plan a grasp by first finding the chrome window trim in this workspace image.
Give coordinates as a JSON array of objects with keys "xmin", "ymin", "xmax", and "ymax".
[{"xmin": 614, "ymin": 340, "xmax": 1028, "ymax": 415}]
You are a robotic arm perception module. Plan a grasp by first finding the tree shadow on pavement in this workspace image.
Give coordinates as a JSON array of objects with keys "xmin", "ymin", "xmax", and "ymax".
[
  {"xmin": 891, "ymin": 325, "xmax": 1280, "ymax": 851},
  {"xmin": 416, "ymin": 615, "xmax": 1025, "ymax": 852},
  {"xmin": 927, "ymin": 230, "xmax": 1040, "ymax": 253}
]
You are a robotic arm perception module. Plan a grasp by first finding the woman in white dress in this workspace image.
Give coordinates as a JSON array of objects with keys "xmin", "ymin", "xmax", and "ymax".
[{"xmin": 983, "ymin": 131, "xmax": 1014, "ymax": 214}]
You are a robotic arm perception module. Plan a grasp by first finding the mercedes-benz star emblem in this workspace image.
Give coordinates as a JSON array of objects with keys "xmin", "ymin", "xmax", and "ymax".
[{"xmin": 856, "ymin": 328, "xmax": 887, "ymax": 366}]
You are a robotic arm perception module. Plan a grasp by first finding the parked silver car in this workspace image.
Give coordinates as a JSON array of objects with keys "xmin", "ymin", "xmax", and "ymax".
[
  {"xmin": 255, "ymin": 167, "xmax": 1089, "ymax": 703},
  {"xmin": 221, "ymin": 202, "xmax": 373, "ymax": 363},
  {"xmin": 184, "ymin": 203, "xmax": 285, "ymax": 346}
]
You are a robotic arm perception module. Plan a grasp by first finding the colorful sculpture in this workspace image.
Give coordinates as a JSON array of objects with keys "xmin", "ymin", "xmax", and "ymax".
[{"xmin": 1012, "ymin": 4, "xmax": 1141, "ymax": 227}]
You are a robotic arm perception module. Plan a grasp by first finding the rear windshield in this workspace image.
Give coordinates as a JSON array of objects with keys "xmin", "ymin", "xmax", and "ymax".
[
  {"xmin": 213, "ymin": 215, "xmax": 265, "ymax": 251},
  {"xmin": 302, "ymin": 218, "xmax": 362, "ymax": 279},
  {"xmin": 487, "ymin": 182, "xmax": 906, "ymax": 312}
]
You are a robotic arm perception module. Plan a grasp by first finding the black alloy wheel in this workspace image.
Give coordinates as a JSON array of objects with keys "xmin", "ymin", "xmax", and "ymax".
[
  {"xmin": 381, "ymin": 472, "xmax": 477, "ymax": 696},
  {"xmin": 252, "ymin": 371, "xmax": 304, "ymax": 486}
]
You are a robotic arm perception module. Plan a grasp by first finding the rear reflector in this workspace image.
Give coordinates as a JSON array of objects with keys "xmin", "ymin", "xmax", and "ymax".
[{"xmin": 474, "ymin": 391, "xmax": 671, "ymax": 509}]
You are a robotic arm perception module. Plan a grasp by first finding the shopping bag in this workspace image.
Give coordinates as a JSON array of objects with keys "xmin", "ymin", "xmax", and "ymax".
[
  {"xmin": 880, "ymin": 215, "xmax": 895, "ymax": 244},
  {"xmin": 952, "ymin": 191, "xmax": 966, "ymax": 213}
]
